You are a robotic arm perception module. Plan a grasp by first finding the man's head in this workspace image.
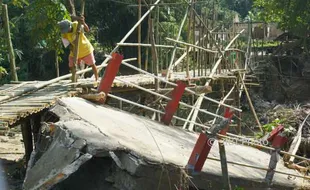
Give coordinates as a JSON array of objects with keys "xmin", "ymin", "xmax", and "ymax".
[{"xmin": 57, "ymin": 19, "xmax": 72, "ymax": 34}]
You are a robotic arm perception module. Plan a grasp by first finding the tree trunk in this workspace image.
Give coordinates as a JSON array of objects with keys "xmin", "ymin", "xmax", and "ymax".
[{"xmin": 2, "ymin": 4, "xmax": 18, "ymax": 81}]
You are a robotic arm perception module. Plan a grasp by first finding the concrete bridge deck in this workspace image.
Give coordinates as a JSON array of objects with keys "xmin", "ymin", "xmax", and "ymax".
[{"xmin": 23, "ymin": 97, "xmax": 309, "ymax": 190}]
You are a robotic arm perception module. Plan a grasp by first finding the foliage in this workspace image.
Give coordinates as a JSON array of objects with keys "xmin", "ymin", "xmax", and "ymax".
[
  {"xmin": 25, "ymin": 0, "xmax": 70, "ymax": 55},
  {"xmin": 234, "ymin": 187, "xmax": 245, "ymax": 190},
  {"xmin": 262, "ymin": 118, "xmax": 296, "ymax": 136},
  {"xmin": 0, "ymin": 0, "xmax": 249, "ymax": 81},
  {"xmin": 0, "ymin": 66, "xmax": 8, "ymax": 79},
  {"xmin": 253, "ymin": 0, "xmax": 310, "ymax": 37}
]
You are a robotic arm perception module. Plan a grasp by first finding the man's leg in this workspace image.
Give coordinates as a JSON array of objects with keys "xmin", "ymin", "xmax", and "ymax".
[
  {"xmin": 91, "ymin": 64, "xmax": 98, "ymax": 81},
  {"xmin": 68, "ymin": 56, "xmax": 76, "ymax": 82},
  {"xmin": 81, "ymin": 52, "xmax": 98, "ymax": 81}
]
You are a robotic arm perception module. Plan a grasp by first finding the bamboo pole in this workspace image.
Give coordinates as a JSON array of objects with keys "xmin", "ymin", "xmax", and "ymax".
[
  {"xmin": 117, "ymin": 43, "xmax": 185, "ymax": 50},
  {"xmin": 207, "ymin": 156, "xmax": 310, "ymax": 180},
  {"xmin": 192, "ymin": 0, "xmax": 196, "ymax": 78},
  {"xmin": 186, "ymin": 30, "xmax": 244, "ymax": 131},
  {"xmin": 166, "ymin": 5, "xmax": 190, "ymax": 79},
  {"xmin": 138, "ymin": 0, "xmax": 142, "ymax": 69},
  {"xmin": 286, "ymin": 114, "xmax": 310, "ymax": 163},
  {"xmin": 236, "ymin": 68, "xmax": 262, "ymax": 132},
  {"xmin": 71, "ymin": 0, "xmax": 85, "ymax": 83},
  {"xmin": 186, "ymin": 4, "xmax": 193, "ymax": 78},
  {"xmin": 210, "ymin": 84, "xmax": 236, "ymax": 126},
  {"xmin": 239, "ymin": 20, "xmax": 252, "ymax": 98},
  {"xmin": 2, "ymin": 4, "xmax": 18, "ymax": 82},
  {"xmin": 145, "ymin": 15, "xmax": 151, "ymax": 71},
  {"xmin": 150, "ymin": 19, "xmax": 159, "ymax": 92}
]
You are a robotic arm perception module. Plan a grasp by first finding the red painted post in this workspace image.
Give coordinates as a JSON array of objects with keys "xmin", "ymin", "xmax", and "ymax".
[
  {"xmin": 161, "ymin": 81, "xmax": 186, "ymax": 125},
  {"xmin": 186, "ymin": 108, "xmax": 234, "ymax": 172},
  {"xmin": 97, "ymin": 53, "xmax": 123, "ymax": 101},
  {"xmin": 219, "ymin": 108, "xmax": 234, "ymax": 136},
  {"xmin": 265, "ymin": 125, "xmax": 288, "ymax": 185}
]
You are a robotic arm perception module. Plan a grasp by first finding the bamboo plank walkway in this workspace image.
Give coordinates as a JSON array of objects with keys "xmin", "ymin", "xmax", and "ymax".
[{"xmin": 0, "ymin": 70, "xmax": 235, "ymax": 127}]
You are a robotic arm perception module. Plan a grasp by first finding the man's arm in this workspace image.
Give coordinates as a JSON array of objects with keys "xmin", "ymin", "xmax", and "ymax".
[
  {"xmin": 71, "ymin": 15, "xmax": 90, "ymax": 32},
  {"xmin": 79, "ymin": 16, "xmax": 90, "ymax": 32}
]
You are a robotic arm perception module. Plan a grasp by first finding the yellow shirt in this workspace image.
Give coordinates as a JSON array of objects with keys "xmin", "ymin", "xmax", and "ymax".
[{"xmin": 61, "ymin": 21, "xmax": 94, "ymax": 58}]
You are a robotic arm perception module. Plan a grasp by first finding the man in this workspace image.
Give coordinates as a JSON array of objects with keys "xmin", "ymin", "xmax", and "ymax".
[{"xmin": 58, "ymin": 16, "xmax": 98, "ymax": 81}]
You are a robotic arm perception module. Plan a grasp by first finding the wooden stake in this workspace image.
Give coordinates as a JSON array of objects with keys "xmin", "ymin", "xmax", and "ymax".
[
  {"xmin": 2, "ymin": 4, "xmax": 18, "ymax": 81},
  {"xmin": 219, "ymin": 141, "xmax": 231, "ymax": 190},
  {"xmin": 32, "ymin": 114, "xmax": 41, "ymax": 147},
  {"xmin": 21, "ymin": 119, "xmax": 33, "ymax": 164}
]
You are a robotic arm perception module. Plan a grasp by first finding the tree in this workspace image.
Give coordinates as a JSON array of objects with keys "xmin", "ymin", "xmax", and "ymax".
[
  {"xmin": 254, "ymin": 0, "xmax": 310, "ymax": 38},
  {"xmin": 25, "ymin": 0, "xmax": 70, "ymax": 77},
  {"xmin": 225, "ymin": 0, "xmax": 253, "ymax": 18}
]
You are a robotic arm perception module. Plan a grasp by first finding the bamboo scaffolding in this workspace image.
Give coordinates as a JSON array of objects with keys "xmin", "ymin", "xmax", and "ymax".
[
  {"xmin": 171, "ymin": 27, "xmax": 219, "ymax": 71},
  {"xmin": 112, "ymin": 57, "xmax": 241, "ymax": 112},
  {"xmin": 185, "ymin": 30, "xmax": 245, "ymax": 131},
  {"xmin": 114, "ymin": 77, "xmax": 223, "ymax": 119},
  {"xmin": 166, "ymin": 4, "xmax": 190, "ymax": 79}
]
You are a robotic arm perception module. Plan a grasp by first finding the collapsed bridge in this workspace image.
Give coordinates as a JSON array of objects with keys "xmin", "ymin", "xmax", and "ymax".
[{"xmin": 0, "ymin": 1, "xmax": 309, "ymax": 189}]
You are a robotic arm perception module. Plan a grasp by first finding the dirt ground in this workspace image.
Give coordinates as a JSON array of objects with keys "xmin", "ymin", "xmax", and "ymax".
[{"xmin": 0, "ymin": 132, "xmax": 25, "ymax": 190}]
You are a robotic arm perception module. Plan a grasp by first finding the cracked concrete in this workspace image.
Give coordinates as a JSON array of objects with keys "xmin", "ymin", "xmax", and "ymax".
[{"xmin": 23, "ymin": 97, "xmax": 310, "ymax": 190}]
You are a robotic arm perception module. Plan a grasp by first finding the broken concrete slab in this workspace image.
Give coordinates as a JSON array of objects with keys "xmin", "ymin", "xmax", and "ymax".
[{"xmin": 23, "ymin": 97, "xmax": 310, "ymax": 190}]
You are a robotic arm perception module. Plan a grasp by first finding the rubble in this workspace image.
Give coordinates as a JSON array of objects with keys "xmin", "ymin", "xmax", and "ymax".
[{"xmin": 22, "ymin": 97, "xmax": 310, "ymax": 190}]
